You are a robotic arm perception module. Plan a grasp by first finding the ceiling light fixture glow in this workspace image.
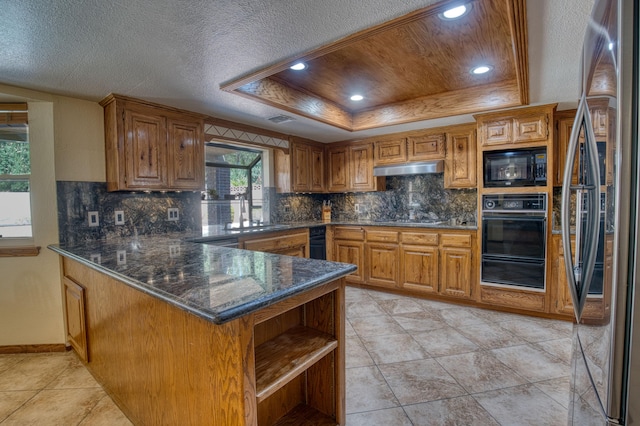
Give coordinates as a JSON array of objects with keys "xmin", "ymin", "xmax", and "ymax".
[
  {"xmin": 471, "ymin": 65, "xmax": 492, "ymax": 75},
  {"xmin": 440, "ymin": 4, "xmax": 468, "ymax": 20},
  {"xmin": 350, "ymin": 94, "xmax": 364, "ymax": 101},
  {"xmin": 290, "ymin": 62, "xmax": 306, "ymax": 70}
]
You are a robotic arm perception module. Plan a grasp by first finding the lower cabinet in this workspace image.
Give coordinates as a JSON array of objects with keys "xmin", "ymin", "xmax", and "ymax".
[
  {"xmin": 440, "ymin": 241, "xmax": 473, "ymax": 299},
  {"xmin": 332, "ymin": 226, "xmax": 475, "ymax": 300},
  {"xmin": 62, "ymin": 277, "xmax": 88, "ymax": 362}
]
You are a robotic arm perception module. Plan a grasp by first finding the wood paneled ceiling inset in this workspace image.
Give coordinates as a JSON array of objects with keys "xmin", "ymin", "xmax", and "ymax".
[{"xmin": 221, "ymin": 0, "xmax": 528, "ymax": 132}]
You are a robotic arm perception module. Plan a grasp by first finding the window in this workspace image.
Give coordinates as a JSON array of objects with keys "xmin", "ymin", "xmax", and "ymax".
[
  {"xmin": 0, "ymin": 103, "xmax": 32, "ymax": 239},
  {"xmin": 202, "ymin": 142, "xmax": 264, "ymax": 228}
]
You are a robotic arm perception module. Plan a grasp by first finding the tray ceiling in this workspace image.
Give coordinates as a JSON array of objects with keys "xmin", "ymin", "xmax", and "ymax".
[{"xmin": 222, "ymin": 0, "xmax": 528, "ymax": 132}]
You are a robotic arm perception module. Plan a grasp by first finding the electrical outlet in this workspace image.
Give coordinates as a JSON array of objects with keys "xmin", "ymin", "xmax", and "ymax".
[
  {"xmin": 283, "ymin": 206, "xmax": 290, "ymax": 213},
  {"xmin": 88, "ymin": 211, "xmax": 99, "ymax": 227},
  {"xmin": 168, "ymin": 208, "xmax": 179, "ymax": 221},
  {"xmin": 354, "ymin": 204, "xmax": 360, "ymax": 213},
  {"xmin": 169, "ymin": 245, "xmax": 180, "ymax": 257},
  {"xmin": 90, "ymin": 253, "xmax": 101, "ymax": 264},
  {"xmin": 115, "ymin": 210, "xmax": 125, "ymax": 225},
  {"xmin": 116, "ymin": 250, "xmax": 127, "ymax": 265}
]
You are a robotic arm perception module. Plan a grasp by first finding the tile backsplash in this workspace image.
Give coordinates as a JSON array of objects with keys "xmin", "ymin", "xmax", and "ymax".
[
  {"xmin": 56, "ymin": 181, "xmax": 201, "ymax": 245},
  {"xmin": 271, "ymin": 174, "xmax": 477, "ymax": 225}
]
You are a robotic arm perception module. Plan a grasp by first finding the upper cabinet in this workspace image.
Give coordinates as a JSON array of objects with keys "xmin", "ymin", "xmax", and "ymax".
[
  {"xmin": 327, "ymin": 142, "xmax": 385, "ymax": 192},
  {"xmin": 475, "ymin": 104, "xmax": 555, "ymax": 148},
  {"xmin": 101, "ymin": 94, "xmax": 205, "ymax": 192},
  {"xmin": 444, "ymin": 124, "xmax": 477, "ymax": 189},
  {"xmin": 275, "ymin": 138, "xmax": 327, "ymax": 194},
  {"xmin": 373, "ymin": 132, "xmax": 445, "ymax": 166}
]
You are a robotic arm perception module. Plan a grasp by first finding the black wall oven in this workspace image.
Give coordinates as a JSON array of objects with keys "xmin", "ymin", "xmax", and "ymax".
[{"xmin": 481, "ymin": 194, "xmax": 547, "ymax": 290}]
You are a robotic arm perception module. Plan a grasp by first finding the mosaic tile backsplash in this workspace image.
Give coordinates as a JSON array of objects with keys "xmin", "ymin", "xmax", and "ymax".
[
  {"xmin": 271, "ymin": 174, "xmax": 477, "ymax": 225},
  {"xmin": 56, "ymin": 181, "xmax": 202, "ymax": 245}
]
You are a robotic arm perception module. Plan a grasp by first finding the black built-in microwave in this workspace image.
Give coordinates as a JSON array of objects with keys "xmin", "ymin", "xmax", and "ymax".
[{"xmin": 483, "ymin": 148, "xmax": 547, "ymax": 187}]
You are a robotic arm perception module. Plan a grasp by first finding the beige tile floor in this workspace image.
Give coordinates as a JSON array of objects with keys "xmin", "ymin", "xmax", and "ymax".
[{"xmin": 0, "ymin": 286, "xmax": 573, "ymax": 425}]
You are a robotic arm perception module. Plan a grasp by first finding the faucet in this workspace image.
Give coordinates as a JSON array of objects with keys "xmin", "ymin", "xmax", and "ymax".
[{"xmin": 238, "ymin": 194, "xmax": 246, "ymax": 228}]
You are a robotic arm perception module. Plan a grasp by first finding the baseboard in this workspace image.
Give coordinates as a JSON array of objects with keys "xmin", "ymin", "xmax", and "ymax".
[{"xmin": 0, "ymin": 344, "xmax": 68, "ymax": 354}]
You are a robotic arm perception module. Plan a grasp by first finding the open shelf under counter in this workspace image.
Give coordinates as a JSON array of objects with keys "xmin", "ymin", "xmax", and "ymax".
[
  {"xmin": 255, "ymin": 326, "xmax": 337, "ymax": 403},
  {"xmin": 272, "ymin": 404, "xmax": 338, "ymax": 426}
]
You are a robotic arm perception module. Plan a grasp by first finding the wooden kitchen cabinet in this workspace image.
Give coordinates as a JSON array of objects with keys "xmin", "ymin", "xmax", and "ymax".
[
  {"xmin": 241, "ymin": 229, "xmax": 309, "ymax": 258},
  {"xmin": 444, "ymin": 124, "xmax": 477, "ymax": 188},
  {"xmin": 59, "ymin": 256, "xmax": 345, "ymax": 426},
  {"xmin": 365, "ymin": 230, "xmax": 399, "ymax": 289},
  {"xmin": 399, "ymin": 232, "xmax": 439, "ymax": 294},
  {"xmin": 551, "ymin": 234, "xmax": 611, "ymax": 322},
  {"xmin": 333, "ymin": 226, "xmax": 365, "ymax": 284},
  {"xmin": 101, "ymin": 94, "xmax": 205, "ymax": 192},
  {"xmin": 374, "ymin": 138, "xmax": 407, "ymax": 165},
  {"xmin": 62, "ymin": 276, "xmax": 88, "ymax": 362},
  {"xmin": 475, "ymin": 104, "xmax": 555, "ymax": 148},
  {"xmin": 407, "ymin": 132, "xmax": 445, "ymax": 161},
  {"xmin": 373, "ymin": 132, "xmax": 445, "ymax": 166},
  {"xmin": 327, "ymin": 142, "xmax": 384, "ymax": 192},
  {"xmin": 281, "ymin": 138, "xmax": 326, "ymax": 193},
  {"xmin": 326, "ymin": 145, "xmax": 349, "ymax": 192},
  {"xmin": 439, "ymin": 234, "xmax": 473, "ymax": 299},
  {"xmin": 554, "ymin": 109, "xmax": 579, "ymax": 186}
]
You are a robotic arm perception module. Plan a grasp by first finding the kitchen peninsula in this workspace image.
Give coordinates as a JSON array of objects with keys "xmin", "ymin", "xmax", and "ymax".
[{"xmin": 49, "ymin": 234, "xmax": 355, "ymax": 426}]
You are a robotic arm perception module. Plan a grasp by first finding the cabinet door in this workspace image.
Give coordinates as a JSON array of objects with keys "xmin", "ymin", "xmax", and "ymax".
[
  {"xmin": 310, "ymin": 146, "xmax": 325, "ymax": 192},
  {"xmin": 445, "ymin": 127, "xmax": 476, "ymax": 188},
  {"xmin": 553, "ymin": 236, "xmax": 574, "ymax": 315},
  {"xmin": 400, "ymin": 245, "xmax": 439, "ymax": 294},
  {"xmin": 591, "ymin": 108, "xmax": 608, "ymax": 137},
  {"xmin": 481, "ymin": 120, "xmax": 512, "ymax": 146},
  {"xmin": 366, "ymin": 243, "xmax": 399, "ymax": 289},
  {"xmin": 63, "ymin": 277, "xmax": 88, "ymax": 362},
  {"xmin": 554, "ymin": 112, "xmax": 579, "ymax": 186},
  {"xmin": 374, "ymin": 139, "xmax": 406, "ymax": 165},
  {"xmin": 513, "ymin": 113, "xmax": 548, "ymax": 143},
  {"xmin": 125, "ymin": 109, "xmax": 168, "ymax": 189},
  {"xmin": 291, "ymin": 143, "xmax": 311, "ymax": 192},
  {"xmin": 167, "ymin": 118, "xmax": 204, "ymax": 190},
  {"xmin": 349, "ymin": 144, "xmax": 375, "ymax": 191},
  {"xmin": 440, "ymin": 247, "xmax": 472, "ymax": 299},
  {"xmin": 327, "ymin": 146, "xmax": 349, "ymax": 192},
  {"xmin": 408, "ymin": 133, "xmax": 445, "ymax": 161},
  {"xmin": 334, "ymin": 240, "xmax": 365, "ymax": 284}
]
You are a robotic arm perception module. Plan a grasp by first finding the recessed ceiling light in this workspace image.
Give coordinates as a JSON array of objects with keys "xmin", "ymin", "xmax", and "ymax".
[
  {"xmin": 440, "ymin": 4, "xmax": 469, "ymax": 20},
  {"xmin": 471, "ymin": 65, "xmax": 492, "ymax": 75},
  {"xmin": 290, "ymin": 62, "xmax": 306, "ymax": 71},
  {"xmin": 350, "ymin": 95, "xmax": 364, "ymax": 101}
]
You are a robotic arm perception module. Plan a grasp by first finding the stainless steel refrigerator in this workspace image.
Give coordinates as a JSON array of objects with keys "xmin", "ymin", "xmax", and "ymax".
[{"xmin": 561, "ymin": 0, "xmax": 639, "ymax": 424}]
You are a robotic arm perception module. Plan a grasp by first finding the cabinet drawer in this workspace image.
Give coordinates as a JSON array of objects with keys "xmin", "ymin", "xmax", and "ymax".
[
  {"xmin": 440, "ymin": 233, "xmax": 472, "ymax": 248},
  {"xmin": 401, "ymin": 232, "xmax": 438, "ymax": 246},
  {"xmin": 333, "ymin": 226, "xmax": 365, "ymax": 241},
  {"xmin": 366, "ymin": 230, "xmax": 399, "ymax": 243}
]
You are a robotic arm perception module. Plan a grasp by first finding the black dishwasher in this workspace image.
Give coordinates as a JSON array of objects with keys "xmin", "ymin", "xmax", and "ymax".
[{"xmin": 309, "ymin": 226, "xmax": 326, "ymax": 260}]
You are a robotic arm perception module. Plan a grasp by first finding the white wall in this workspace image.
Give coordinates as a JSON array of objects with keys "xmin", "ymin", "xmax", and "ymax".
[{"xmin": 0, "ymin": 84, "xmax": 104, "ymax": 346}]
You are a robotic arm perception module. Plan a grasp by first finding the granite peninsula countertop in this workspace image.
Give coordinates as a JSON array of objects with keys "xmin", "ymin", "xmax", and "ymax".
[
  {"xmin": 189, "ymin": 220, "xmax": 477, "ymax": 243},
  {"xmin": 49, "ymin": 234, "xmax": 356, "ymax": 325}
]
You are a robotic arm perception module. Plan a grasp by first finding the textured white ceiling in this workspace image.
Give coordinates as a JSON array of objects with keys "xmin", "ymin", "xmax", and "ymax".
[{"xmin": 0, "ymin": 0, "xmax": 594, "ymax": 142}]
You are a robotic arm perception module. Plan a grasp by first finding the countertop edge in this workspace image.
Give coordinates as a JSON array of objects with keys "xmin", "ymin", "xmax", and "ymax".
[{"xmin": 49, "ymin": 243, "xmax": 356, "ymax": 325}]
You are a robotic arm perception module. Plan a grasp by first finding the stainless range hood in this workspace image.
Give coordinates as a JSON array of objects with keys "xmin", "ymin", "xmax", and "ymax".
[{"xmin": 373, "ymin": 160, "xmax": 444, "ymax": 177}]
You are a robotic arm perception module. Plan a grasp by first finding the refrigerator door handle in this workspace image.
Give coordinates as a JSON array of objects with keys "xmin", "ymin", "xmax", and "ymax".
[{"xmin": 561, "ymin": 94, "xmax": 601, "ymax": 321}]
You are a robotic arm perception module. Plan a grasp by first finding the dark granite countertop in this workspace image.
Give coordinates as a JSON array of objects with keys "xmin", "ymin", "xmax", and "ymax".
[
  {"xmin": 188, "ymin": 220, "xmax": 476, "ymax": 243},
  {"xmin": 49, "ymin": 233, "xmax": 356, "ymax": 325}
]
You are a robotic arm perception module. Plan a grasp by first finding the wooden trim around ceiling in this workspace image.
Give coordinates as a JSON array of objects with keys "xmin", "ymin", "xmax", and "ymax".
[
  {"xmin": 508, "ymin": 0, "xmax": 529, "ymax": 105},
  {"xmin": 234, "ymin": 78, "xmax": 353, "ymax": 130},
  {"xmin": 351, "ymin": 80, "xmax": 523, "ymax": 131}
]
